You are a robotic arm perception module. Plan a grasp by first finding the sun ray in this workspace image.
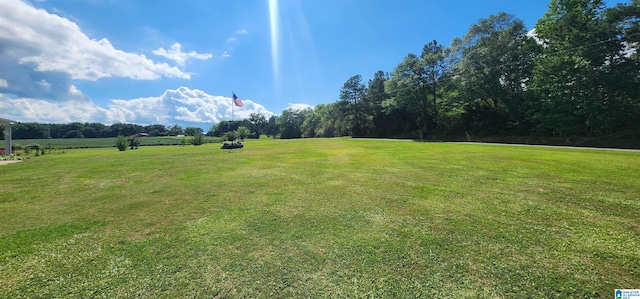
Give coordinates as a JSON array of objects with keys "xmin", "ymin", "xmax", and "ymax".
[{"xmin": 269, "ymin": 0, "xmax": 280, "ymax": 88}]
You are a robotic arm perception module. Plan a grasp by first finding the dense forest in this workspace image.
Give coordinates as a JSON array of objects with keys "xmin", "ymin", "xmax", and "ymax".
[
  {"xmin": 273, "ymin": 0, "xmax": 639, "ymax": 140},
  {"xmin": 4, "ymin": 0, "xmax": 639, "ymax": 144}
]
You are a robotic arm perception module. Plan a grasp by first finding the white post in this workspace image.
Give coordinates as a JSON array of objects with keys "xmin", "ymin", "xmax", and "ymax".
[{"xmin": 4, "ymin": 124, "xmax": 11, "ymax": 156}]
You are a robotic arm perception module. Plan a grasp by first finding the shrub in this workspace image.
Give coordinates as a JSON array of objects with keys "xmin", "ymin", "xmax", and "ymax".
[
  {"xmin": 115, "ymin": 135, "xmax": 128, "ymax": 151},
  {"xmin": 127, "ymin": 136, "xmax": 140, "ymax": 149},
  {"xmin": 190, "ymin": 133, "xmax": 204, "ymax": 146},
  {"xmin": 26, "ymin": 143, "xmax": 41, "ymax": 156},
  {"xmin": 224, "ymin": 131, "xmax": 237, "ymax": 142},
  {"xmin": 236, "ymin": 126, "xmax": 250, "ymax": 141}
]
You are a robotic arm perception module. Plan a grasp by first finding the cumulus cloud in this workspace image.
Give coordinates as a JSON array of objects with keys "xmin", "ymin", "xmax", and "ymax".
[
  {"xmin": 109, "ymin": 96, "xmax": 172, "ymax": 124},
  {"xmin": 0, "ymin": 2, "xmax": 271, "ymax": 127},
  {"xmin": 287, "ymin": 103, "xmax": 314, "ymax": 111},
  {"xmin": 236, "ymin": 29, "xmax": 248, "ymax": 35},
  {"xmin": 158, "ymin": 87, "xmax": 273, "ymax": 123},
  {"xmin": 152, "ymin": 43, "xmax": 212, "ymax": 67},
  {"xmin": 0, "ymin": 0, "xmax": 191, "ymax": 102},
  {"xmin": 68, "ymin": 85, "xmax": 83, "ymax": 96},
  {"xmin": 0, "ymin": 93, "xmax": 118, "ymax": 124},
  {"xmin": 226, "ymin": 37, "xmax": 237, "ymax": 43},
  {"xmin": 0, "ymin": 87, "xmax": 273, "ymax": 126},
  {"xmin": 221, "ymin": 51, "xmax": 231, "ymax": 58}
]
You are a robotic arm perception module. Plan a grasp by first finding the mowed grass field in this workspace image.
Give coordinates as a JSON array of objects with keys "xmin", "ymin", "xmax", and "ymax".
[{"xmin": 0, "ymin": 138, "xmax": 638, "ymax": 298}]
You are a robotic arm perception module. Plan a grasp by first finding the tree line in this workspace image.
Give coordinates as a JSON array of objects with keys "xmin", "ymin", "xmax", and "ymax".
[
  {"xmin": 273, "ymin": 0, "xmax": 639, "ymax": 140},
  {"xmin": 3, "ymin": 122, "xmax": 204, "ymax": 139},
  {"xmin": 5, "ymin": 1, "xmax": 637, "ymax": 142}
]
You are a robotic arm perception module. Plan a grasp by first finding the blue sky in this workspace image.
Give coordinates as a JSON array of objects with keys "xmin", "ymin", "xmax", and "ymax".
[{"xmin": 0, "ymin": 0, "xmax": 555, "ymax": 129}]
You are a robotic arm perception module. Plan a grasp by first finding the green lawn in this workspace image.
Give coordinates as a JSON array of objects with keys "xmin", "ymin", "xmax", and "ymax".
[{"xmin": 0, "ymin": 138, "xmax": 638, "ymax": 298}]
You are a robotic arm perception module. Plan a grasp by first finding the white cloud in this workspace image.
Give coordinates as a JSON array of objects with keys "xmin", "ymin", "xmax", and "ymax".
[
  {"xmin": 527, "ymin": 29, "xmax": 543, "ymax": 45},
  {"xmin": 0, "ymin": 0, "xmax": 190, "ymax": 81},
  {"xmin": 287, "ymin": 103, "xmax": 313, "ymax": 111},
  {"xmin": 220, "ymin": 29, "xmax": 248, "ymax": 57},
  {"xmin": 158, "ymin": 87, "xmax": 273, "ymax": 123},
  {"xmin": 0, "ymin": 87, "xmax": 274, "ymax": 126},
  {"xmin": 152, "ymin": 43, "xmax": 212, "ymax": 67},
  {"xmin": 68, "ymin": 85, "xmax": 83, "ymax": 96},
  {"xmin": 0, "ymin": 79, "xmax": 8, "ymax": 88},
  {"xmin": 0, "ymin": 94, "xmax": 117, "ymax": 124},
  {"xmin": 35, "ymin": 80, "xmax": 51, "ymax": 92},
  {"xmin": 109, "ymin": 95, "xmax": 171, "ymax": 124}
]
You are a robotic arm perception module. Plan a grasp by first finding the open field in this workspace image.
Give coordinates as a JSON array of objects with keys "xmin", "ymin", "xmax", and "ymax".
[
  {"xmin": 0, "ymin": 138, "xmax": 638, "ymax": 298},
  {"xmin": 10, "ymin": 136, "xmax": 222, "ymax": 149}
]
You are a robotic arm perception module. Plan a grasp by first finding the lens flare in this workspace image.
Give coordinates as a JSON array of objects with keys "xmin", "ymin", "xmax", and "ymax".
[{"xmin": 269, "ymin": 0, "xmax": 280, "ymax": 87}]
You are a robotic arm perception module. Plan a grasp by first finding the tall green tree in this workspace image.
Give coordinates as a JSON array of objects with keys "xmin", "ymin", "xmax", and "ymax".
[
  {"xmin": 247, "ymin": 113, "xmax": 267, "ymax": 138},
  {"xmin": 110, "ymin": 123, "xmax": 143, "ymax": 137},
  {"xmin": 168, "ymin": 124, "xmax": 184, "ymax": 136},
  {"xmin": 312, "ymin": 103, "xmax": 344, "ymax": 137},
  {"xmin": 597, "ymin": 1, "xmax": 640, "ymax": 134},
  {"xmin": 451, "ymin": 12, "xmax": 536, "ymax": 135},
  {"xmin": 530, "ymin": 0, "xmax": 611, "ymax": 135},
  {"xmin": 11, "ymin": 123, "xmax": 50, "ymax": 139},
  {"xmin": 384, "ymin": 40, "xmax": 448, "ymax": 139},
  {"xmin": 277, "ymin": 108, "xmax": 309, "ymax": 139},
  {"xmin": 419, "ymin": 40, "xmax": 448, "ymax": 133},
  {"xmin": 184, "ymin": 127, "xmax": 203, "ymax": 136},
  {"xmin": 265, "ymin": 115, "xmax": 279, "ymax": 137},
  {"xmin": 144, "ymin": 124, "xmax": 168, "ymax": 136},
  {"xmin": 300, "ymin": 108, "xmax": 321, "ymax": 138},
  {"xmin": 339, "ymin": 75, "xmax": 370, "ymax": 136},
  {"xmin": 384, "ymin": 54, "xmax": 426, "ymax": 138},
  {"xmin": 208, "ymin": 121, "xmax": 242, "ymax": 137},
  {"xmin": 363, "ymin": 71, "xmax": 390, "ymax": 137},
  {"xmin": 382, "ymin": 48, "xmax": 436, "ymax": 138}
]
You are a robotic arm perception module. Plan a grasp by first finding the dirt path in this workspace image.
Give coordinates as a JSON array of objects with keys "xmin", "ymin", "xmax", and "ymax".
[{"xmin": 0, "ymin": 160, "xmax": 22, "ymax": 166}]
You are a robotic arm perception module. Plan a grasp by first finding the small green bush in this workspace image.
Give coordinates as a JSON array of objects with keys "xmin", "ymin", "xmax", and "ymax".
[
  {"xmin": 25, "ymin": 143, "xmax": 42, "ymax": 156},
  {"xmin": 115, "ymin": 135, "xmax": 128, "ymax": 151},
  {"xmin": 224, "ymin": 131, "xmax": 237, "ymax": 142},
  {"xmin": 190, "ymin": 133, "xmax": 204, "ymax": 146},
  {"xmin": 128, "ymin": 136, "xmax": 140, "ymax": 149},
  {"xmin": 236, "ymin": 126, "xmax": 250, "ymax": 141}
]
